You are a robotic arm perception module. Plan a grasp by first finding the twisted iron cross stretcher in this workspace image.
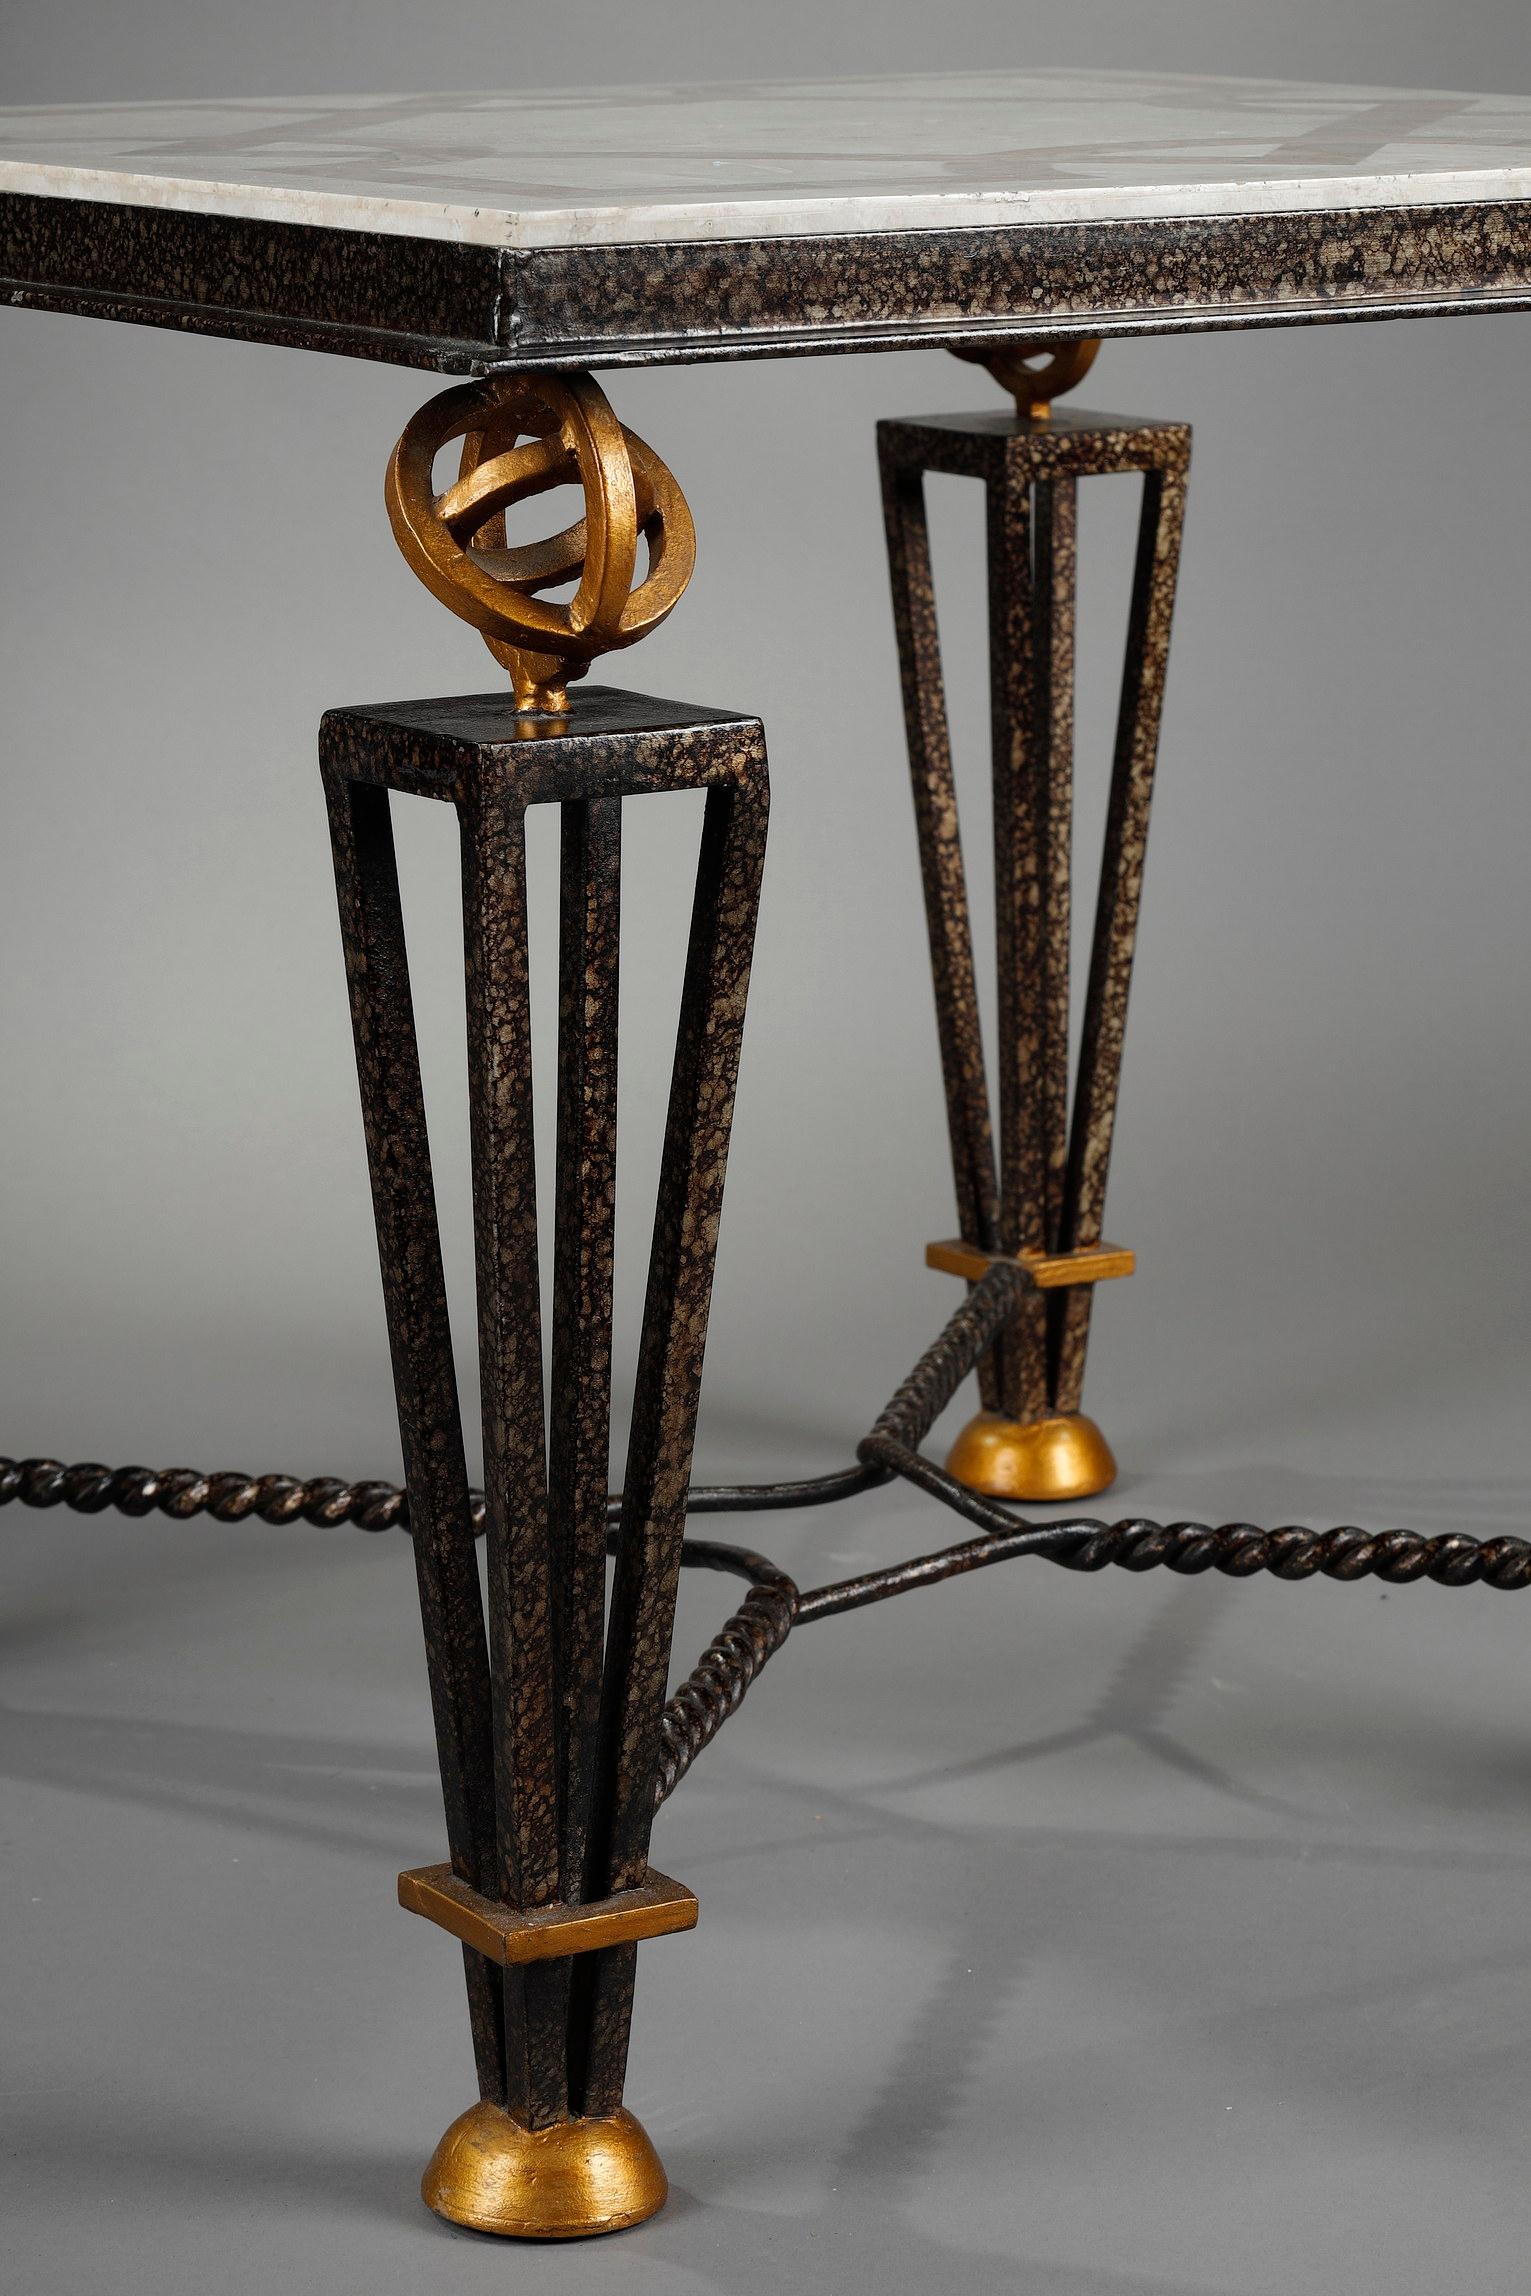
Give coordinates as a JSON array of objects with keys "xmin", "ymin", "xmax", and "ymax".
[
  {"xmin": 9, "ymin": 349, "xmax": 1528, "ymax": 2242},
  {"xmin": 8, "ymin": 1258, "xmax": 1531, "ymax": 1797}
]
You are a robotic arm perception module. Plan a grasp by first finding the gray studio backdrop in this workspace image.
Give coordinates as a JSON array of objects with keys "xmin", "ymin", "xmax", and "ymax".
[{"xmin": 3, "ymin": 7, "xmax": 1530, "ymax": 2296}]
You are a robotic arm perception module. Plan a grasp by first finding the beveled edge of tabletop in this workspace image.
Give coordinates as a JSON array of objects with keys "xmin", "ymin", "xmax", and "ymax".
[{"xmin": 5, "ymin": 188, "xmax": 1531, "ymax": 372}]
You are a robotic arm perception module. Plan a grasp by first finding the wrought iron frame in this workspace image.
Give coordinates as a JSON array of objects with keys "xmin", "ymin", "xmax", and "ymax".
[{"xmin": 5, "ymin": 365, "xmax": 1528, "ymax": 2239}]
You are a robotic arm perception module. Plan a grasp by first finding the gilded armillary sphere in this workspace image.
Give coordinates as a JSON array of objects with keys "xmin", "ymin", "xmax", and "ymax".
[
  {"xmin": 385, "ymin": 373, "xmax": 697, "ymax": 713},
  {"xmin": 954, "ymin": 336, "xmax": 1101, "ymax": 419}
]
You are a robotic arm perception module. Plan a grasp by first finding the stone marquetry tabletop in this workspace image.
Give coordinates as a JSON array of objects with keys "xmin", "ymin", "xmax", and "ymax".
[{"xmin": 4, "ymin": 70, "xmax": 1531, "ymax": 369}]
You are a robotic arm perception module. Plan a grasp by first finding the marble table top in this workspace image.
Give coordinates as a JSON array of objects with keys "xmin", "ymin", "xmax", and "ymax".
[
  {"xmin": 4, "ymin": 72, "xmax": 1531, "ymax": 245},
  {"xmin": 4, "ymin": 70, "xmax": 1531, "ymax": 371}
]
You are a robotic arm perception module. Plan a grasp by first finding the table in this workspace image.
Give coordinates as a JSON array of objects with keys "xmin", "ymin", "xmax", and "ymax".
[{"xmin": 4, "ymin": 68, "xmax": 1530, "ymax": 2243}]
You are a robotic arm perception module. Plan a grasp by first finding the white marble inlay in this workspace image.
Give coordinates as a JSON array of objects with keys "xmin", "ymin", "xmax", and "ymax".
[{"xmin": 3, "ymin": 70, "xmax": 1531, "ymax": 248}]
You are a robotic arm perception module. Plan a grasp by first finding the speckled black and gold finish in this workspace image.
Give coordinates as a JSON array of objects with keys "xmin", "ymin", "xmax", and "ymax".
[
  {"xmin": 880, "ymin": 403, "xmax": 1190, "ymax": 1439},
  {"xmin": 509, "ymin": 201, "xmax": 1531, "ymax": 368},
  {"xmin": 322, "ymin": 685, "xmax": 768, "ymax": 2145},
  {"xmin": 6, "ymin": 191, "xmax": 1531, "ymax": 370}
]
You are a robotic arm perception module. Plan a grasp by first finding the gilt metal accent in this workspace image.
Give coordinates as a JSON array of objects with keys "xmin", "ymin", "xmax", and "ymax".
[
  {"xmin": 953, "ymin": 333, "xmax": 1101, "ymax": 417},
  {"xmin": 398, "ymin": 1865, "xmax": 699, "ymax": 1966},
  {"xmin": 385, "ymin": 371, "xmax": 695, "ymax": 713}
]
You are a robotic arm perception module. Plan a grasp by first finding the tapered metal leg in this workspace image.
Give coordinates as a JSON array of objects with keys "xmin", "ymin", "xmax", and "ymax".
[
  {"xmin": 579, "ymin": 772, "xmax": 771, "ymax": 2115},
  {"xmin": 326, "ymin": 773, "xmax": 506, "ymax": 2102},
  {"xmin": 880, "ymin": 401, "xmax": 1190, "ymax": 1499},
  {"xmin": 322, "ymin": 687, "xmax": 768, "ymax": 2235}
]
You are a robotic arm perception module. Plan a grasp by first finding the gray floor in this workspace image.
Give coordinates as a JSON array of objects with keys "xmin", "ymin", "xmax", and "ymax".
[{"xmin": 4, "ymin": 1404, "xmax": 1529, "ymax": 2296}]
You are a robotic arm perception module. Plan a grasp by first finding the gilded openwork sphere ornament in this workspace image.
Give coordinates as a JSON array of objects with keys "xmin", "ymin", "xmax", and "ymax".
[
  {"xmin": 385, "ymin": 372, "xmax": 696, "ymax": 714},
  {"xmin": 955, "ymin": 336, "xmax": 1100, "ymax": 419}
]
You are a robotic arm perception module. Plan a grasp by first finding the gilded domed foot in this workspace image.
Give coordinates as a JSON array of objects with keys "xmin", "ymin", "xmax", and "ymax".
[
  {"xmin": 421, "ymin": 2100, "xmax": 667, "ymax": 2239},
  {"xmin": 945, "ymin": 1410, "xmax": 1117, "ymax": 1502}
]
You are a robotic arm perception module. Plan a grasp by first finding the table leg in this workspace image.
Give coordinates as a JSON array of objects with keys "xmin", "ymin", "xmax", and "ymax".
[
  {"xmin": 318, "ymin": 367, "xmax": 768, "ymax": 2238},
  {"xmin": 880, "ymin": 356, "xmax": 1190, "ymax": 1501},
  {"xmin": 324, "ymin": 687, "xmax": 767, "ymax": 2238}
]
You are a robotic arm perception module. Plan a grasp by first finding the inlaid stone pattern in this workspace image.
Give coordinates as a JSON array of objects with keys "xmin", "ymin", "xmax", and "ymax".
[{"xmin": 2, "ymin": 70, "xmax": 1531, "ymax": 248}]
